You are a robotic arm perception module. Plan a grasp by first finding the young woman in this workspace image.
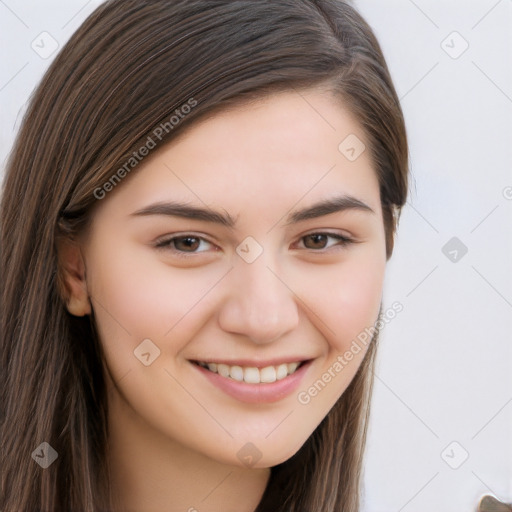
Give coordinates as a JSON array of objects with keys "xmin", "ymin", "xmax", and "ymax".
[{"xmin": 0, "ymin": 1, "xmax": 408, "ymax": 511}]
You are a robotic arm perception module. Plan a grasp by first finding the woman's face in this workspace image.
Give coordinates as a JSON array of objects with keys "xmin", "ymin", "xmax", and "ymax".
[{"xmin": 77, "ymin": 89, "xmax": 387, "ymax": 468}]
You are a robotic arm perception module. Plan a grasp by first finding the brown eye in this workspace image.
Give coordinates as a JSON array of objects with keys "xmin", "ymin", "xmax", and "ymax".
[
  {"xmin": 303, "ymin": 234, "xmax": 329, "ymax": 249},
  {"xmin": 173, "ymin": 236, "xmax": 201, "ymax": 252},
  {"xmin": 155, "ymin": 234, "xmax": 214, "ymax": 255},
  {"xmin": 298, "ymin": 233, "xmax": 353, "ymax": 251}
]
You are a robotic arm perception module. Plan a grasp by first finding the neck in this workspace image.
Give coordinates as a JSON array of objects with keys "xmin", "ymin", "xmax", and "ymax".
[{"xmin": 105, "ymin": 383, "xmax": 270, "ymax": 512}]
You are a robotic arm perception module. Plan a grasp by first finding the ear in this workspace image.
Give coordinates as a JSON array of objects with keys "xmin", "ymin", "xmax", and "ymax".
[{"xmin": 56, "ymin": 236, "xmax": 91, "ymax": 317}]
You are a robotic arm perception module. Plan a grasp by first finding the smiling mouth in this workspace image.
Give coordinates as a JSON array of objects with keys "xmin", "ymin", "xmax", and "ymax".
[{"xmin": 191, "ymin": 360, "xmax": 306, "ymax": 384}]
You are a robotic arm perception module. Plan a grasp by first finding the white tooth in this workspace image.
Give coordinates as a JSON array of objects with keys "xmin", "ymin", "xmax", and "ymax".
[
  {"xmin": 207, "ymin": 362, "xmax": 300, "ymax": 382},
  {"xmin": 276, "ymin": 364, "xmax": 288, "ymax": 380},
  {"xmin": 287, "ymin": 362, "xmax": 299, "ymax": 374},
  {"xmin": 217, "ymin": 363, "xmax": 230, "ymax": 377},
  {"xmin": 260, "ymin": 366, "xmax": 277, "ymax": 383},
  {"xmin": 244, "ymin": 367, "xmax": 260, "ymax": 384},
  {"xmin": 229, "ymin": 365, "xmax": 244, "ymax": 382}
]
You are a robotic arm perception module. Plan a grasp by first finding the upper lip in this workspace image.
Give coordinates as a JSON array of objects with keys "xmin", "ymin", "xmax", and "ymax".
[{"xmin": 190, "ymin": 357, "xmax": 313, "ymax": 368}]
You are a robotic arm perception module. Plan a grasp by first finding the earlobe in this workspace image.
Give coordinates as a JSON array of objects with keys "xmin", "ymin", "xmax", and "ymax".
[
  {"xmin": 56, "ymin": 236, "xmax": 91, "ymax": 317},
  {"xmin": 66, "ymin": 293, "xmax": 91, "ymax": 317}
]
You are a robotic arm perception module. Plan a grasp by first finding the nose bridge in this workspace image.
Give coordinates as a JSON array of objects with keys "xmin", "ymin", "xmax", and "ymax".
[{"xmin": 218, "ymin": 250, "xmax": 299, "ymax": 343}]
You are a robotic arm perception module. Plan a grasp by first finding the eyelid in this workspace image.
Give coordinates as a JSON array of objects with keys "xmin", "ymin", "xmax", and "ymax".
[{"xmin": 298, "ymin": 227, "xmax": 355, "ymax": 239}]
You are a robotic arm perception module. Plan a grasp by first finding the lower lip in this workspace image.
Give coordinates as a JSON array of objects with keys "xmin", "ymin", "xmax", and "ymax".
[{"xmin": 191, "ymin": 361, "xmax": 312, "ymax": 404}]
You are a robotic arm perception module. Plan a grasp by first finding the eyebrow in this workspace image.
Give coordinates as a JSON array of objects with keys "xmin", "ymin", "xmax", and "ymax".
[{"xmin": 129, "ymin": 194, "xmax": 375, "ymax": 227}]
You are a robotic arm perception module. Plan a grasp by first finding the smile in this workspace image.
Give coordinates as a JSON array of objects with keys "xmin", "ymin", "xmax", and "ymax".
[
  {"xmin": 191, "ymin": 358, "xmax": 312, "ymax": 403},
  {"xmin": 193, "ymin": 361, "xmax": 303, "ymax": 384}
]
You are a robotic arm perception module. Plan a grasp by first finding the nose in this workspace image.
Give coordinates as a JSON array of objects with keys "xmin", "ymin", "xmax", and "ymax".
[{"xmin": 217, "ymin": 255, "xmax": 299, "ymax": 344}]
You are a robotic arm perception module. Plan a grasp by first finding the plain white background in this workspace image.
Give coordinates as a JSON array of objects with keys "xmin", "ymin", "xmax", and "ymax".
[{"xmin": 1, "ymin": 1, "xmax": 511, "ymax": 511}]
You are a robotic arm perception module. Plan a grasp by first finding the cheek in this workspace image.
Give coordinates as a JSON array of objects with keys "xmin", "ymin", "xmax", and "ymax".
[
  {"xmin": 292, "ymin": 251, "xmax": 385, "ymax": 352},
  {"xmin": 291, "ymin": 252, "xmax": 385, "ymax": 417},
  {"xmin": 85, "ymin": 238, "xmax": 224, "ymax": 360}
]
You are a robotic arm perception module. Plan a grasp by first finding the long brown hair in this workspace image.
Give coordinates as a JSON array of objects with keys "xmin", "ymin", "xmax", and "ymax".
[{"xmin": 0, "ymin": 1, "xmax": 408, "ymax": 510}]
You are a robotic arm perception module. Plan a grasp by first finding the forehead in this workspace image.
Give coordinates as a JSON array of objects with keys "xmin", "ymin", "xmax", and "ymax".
[{"xmin": 93, "ymin": 89, "xmax": 380, "ymax": 221}]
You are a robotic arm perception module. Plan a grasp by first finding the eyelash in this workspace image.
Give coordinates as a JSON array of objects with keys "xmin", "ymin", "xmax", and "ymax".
[{"xmin": 154, "ymin": 232, "xmax": 354, "ymax": 258}]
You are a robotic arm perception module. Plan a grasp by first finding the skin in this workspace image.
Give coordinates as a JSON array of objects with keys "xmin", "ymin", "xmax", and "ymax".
[{"xmin": 58, "ymin": 88, "xmax": 387, "ymax": 512}]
